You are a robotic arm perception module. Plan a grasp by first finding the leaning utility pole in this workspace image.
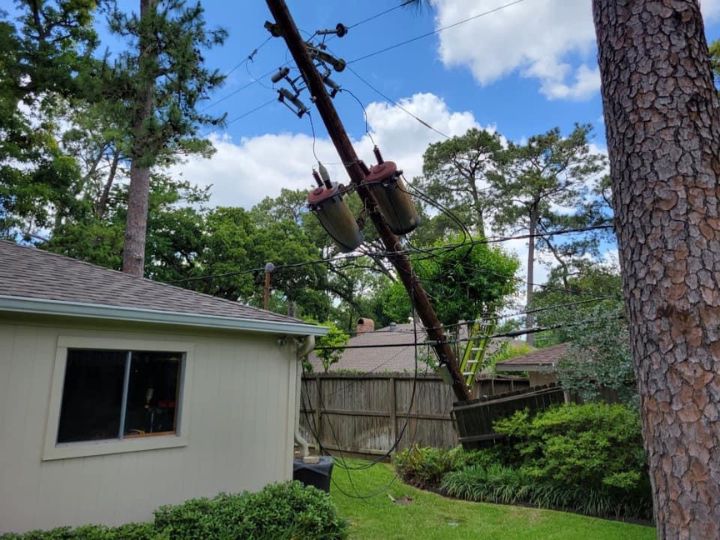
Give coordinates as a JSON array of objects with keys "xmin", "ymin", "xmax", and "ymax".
[{"xmin": 265, "ymin": 0, "xmax": 470, "ymax": 402}]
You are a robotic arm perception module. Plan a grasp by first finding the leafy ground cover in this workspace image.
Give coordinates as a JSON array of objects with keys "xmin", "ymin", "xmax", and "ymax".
[{"xmin": 330, "ymin": 459, "xmax": 655, "ymax": 540}]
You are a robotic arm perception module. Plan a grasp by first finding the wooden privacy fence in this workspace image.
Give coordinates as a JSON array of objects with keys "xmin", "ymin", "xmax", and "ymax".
[
  {"xmin": 453, "ymin": 384, "xmax": 567, "ymax": 450},
  {"xmin": 299, "ymin": 373, "xmax": 529, "ymax": 456}
]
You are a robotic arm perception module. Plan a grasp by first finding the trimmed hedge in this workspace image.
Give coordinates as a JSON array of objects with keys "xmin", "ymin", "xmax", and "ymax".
[{"xmin": 1, "ymin": 482, "xmax": 347, "ymax": 540}]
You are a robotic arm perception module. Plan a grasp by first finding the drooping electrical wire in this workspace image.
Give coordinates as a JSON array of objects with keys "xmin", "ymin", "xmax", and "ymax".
[{"xmin": 347, "ymin": 65, "xmax": 452, "ymax": 139}]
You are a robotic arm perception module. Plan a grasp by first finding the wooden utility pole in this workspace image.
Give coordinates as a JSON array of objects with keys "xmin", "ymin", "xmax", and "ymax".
[
  {"xmin": 263, "ymin": 262, "xmax": 274, "ymax": 310},
  {"xmin": 265, "ymin": 0, "xmax": 470, "ymax": 402}
]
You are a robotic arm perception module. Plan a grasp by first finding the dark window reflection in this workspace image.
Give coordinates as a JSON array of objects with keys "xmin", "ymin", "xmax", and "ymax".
[
  {"xmin": 124, "ymin": 352, "xmax": 181, "ymax": 436},
  {"xmin": 57, "ymin": 349, "xmax": 126, "ymax": 443}
]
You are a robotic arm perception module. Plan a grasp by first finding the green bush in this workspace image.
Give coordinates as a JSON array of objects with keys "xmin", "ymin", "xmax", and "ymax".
[
  {"xmin": 0, "ymin": 523, "xmax": 163, "ymax": 540},
  {"xmin": 393, "ymin": 445, "xmax": 499, "ymax": 488},
  {"xmin": 493, "ymin": 403, "xmax": 648, "ymax": 493},
  {"xmin": 154, "ymin": 481, "xmax": 347, "ymax": 540},
  {"xmin": 2, "ymin": 482, "xmax": 346, "ymax": 540},
  {"xmin": 442, "ymin": 465, "xmax": 652, "ymax": 520}
]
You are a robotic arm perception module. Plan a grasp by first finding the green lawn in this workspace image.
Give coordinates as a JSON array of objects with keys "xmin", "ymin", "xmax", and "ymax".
[{"xmin": 330, "ymin": 460, "xmax": 655, "ymax": 540}]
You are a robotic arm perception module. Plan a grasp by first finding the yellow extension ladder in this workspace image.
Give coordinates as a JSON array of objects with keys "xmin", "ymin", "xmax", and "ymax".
[{"xmin": 459, "ymin": 318, "xmax": 496, "ymax": 388}]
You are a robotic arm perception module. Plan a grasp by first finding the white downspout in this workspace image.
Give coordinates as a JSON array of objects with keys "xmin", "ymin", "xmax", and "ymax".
[{"xmin": 295, "ymin": 335, "xmax": 315, "ymax": 460}]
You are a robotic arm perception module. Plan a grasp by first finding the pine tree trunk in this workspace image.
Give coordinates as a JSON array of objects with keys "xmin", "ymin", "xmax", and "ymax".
[
  {"xmin": 593, "ymin": 1, "xmax": 720, "ymax": 537},
  {"xmin": 122, "ymin": 0, "xmax": 156, "ymax": 277},
  {"xmin": 526, "ymin": 209, "xmax": 537, "ymax": 346}
]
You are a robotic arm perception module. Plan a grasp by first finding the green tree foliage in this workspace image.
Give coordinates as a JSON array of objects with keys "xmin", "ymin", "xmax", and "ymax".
[
  {"xmin": 489, "ymin": 125, "xmax": 608, "ymax": 291},
  {"xmin": 46, "ymin": 174, "xmax": 208, "ymax": 275},
  {"xmin": 415, "ymin": 128, "xmax": 504, "ymax": 238},
  {"xmin": 530, "ymin": 263, "xmax": 636, "ymax": 404},
  {"xmin": 302, "ymin": 320, "xmax": 349, "ymax": 373},
  {"xmin": 373, "ymin": 238, "xmax": 519, "ymax": 327},
  {"xmin": 0, "ymin": 0, "xmax": 99, "ymax": 238}
]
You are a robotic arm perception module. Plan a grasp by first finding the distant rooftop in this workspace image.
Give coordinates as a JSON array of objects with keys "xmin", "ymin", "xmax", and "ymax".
[
  {"xmin": 495, "ymin": 343, "xmax": 569, "ymax": 373},
  {"xmin": 308, "ymin": 321, "xmax": 519, "ymax": 375}
]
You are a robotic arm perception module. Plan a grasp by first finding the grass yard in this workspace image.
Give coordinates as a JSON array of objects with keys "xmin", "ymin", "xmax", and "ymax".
[{"xmin": 330, "ymin": 459, "xmax": 655, "ymax": 540}]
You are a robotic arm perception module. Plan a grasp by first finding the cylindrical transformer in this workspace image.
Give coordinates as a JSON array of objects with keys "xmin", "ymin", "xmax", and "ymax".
[
  {"xmin": 362, "ymin": 161, "xmax": 420, "ymax": 235},
  {"xmin": 307, "ymin": 183, "xmax": 363, "ymax": 253}
]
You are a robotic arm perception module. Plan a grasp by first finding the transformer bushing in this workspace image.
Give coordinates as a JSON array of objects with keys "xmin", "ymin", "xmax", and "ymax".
[{"xmin": 362, "ymin": 161, "xmax": 420, "ymax": 235}]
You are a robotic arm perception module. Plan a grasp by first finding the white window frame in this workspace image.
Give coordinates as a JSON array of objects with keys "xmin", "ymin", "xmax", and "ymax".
[{"xmin": 43, "ymin": 336, "xmax": 194, "ymax": 461}]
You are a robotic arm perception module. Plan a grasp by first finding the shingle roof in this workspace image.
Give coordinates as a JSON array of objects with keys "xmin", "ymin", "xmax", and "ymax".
[
  {"xmin": 495, "ymin": 343, "xmax": 569, "ymax": 370},
  {"xmin": 308, "ymin": 322, "xmax": 517, "ymax": 375},
  {"xmin": 0, "ymin": 241, "xmax": 307, "ymax": 327}
]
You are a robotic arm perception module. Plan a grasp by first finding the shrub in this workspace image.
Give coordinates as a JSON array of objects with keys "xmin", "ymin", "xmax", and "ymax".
[
  {"xmin": 154, "ymin": 481, "xmax": 347, "ymax": 540},
  {"xmin": 0, "ymin": 523, "xmax": 163, "ymax": 540},
  {"xmin": 393, "ymin": 445, "xmax": 499, "ymax": 488},
  {"xmin": 493, "ymin": 402, "xmax": 648, "ymax": 494},
  {"xmin": 2, "ymin": 482, "xmax": 346, "ymax": 540}
]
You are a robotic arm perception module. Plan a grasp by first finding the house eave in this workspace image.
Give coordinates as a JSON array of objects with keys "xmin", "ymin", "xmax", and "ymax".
[{"xmin": 0, "ymin": 295, "xmax": 327, "ymax": 337}]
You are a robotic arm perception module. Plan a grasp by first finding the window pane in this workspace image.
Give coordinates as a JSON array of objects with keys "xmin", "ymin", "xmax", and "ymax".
[
  {"xmin": 124, "ymin": 352, "xmax": 181, "ymax": 437},
  {"xmin": 57, "ymin": 349, "xmax": 127, "ymax": 443}
]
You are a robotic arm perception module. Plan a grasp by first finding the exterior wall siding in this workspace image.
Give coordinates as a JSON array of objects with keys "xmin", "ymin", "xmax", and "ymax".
[{"xmin": 0, "ymin": 316, "xmax": 297, "ymax": 533}]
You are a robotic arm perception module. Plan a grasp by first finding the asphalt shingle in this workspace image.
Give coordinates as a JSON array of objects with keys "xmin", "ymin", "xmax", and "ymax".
[{"xmin": 0, "ymin": 241, "xmax": 303, "ymax": 325}]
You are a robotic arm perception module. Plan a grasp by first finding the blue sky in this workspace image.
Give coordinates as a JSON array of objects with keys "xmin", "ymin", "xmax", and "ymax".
[{"xmin": 4, "ymin": 0, "xmax": 720, "ymax": 285}]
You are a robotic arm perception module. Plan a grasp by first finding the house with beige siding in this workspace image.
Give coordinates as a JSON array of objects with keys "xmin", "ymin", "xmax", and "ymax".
[{"xmin": 0, "ymin": 241, "xmax": 325, "ymax": 534}]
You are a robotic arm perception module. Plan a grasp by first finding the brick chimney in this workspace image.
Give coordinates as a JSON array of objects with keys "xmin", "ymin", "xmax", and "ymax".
[{"xmin": 356, "ymin": 318, "xmax": 375, "ymax": 335}]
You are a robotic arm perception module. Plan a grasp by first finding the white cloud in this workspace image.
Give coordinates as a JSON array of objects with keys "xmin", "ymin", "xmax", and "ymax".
[
  {"xmin": 431, "ymin": 0, "xmax": 720, "ymax": 100},
  {"xmin": 431, "ymin": 0, "xmax": 598, "ymax": 100},
  {"xmin": 170, "ymin": 92, "xmax": 480, "ymax": 208}
]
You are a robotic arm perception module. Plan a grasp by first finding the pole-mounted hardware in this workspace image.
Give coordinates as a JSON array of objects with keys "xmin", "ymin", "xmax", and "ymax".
[{"xmin": 265, "ymin": 0, "xmax": 471, "ymax": 402}]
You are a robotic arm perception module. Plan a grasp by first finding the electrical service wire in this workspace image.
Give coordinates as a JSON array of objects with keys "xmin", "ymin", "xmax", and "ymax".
[
  {"xmin": 299, "ymin": 273, "xmax": 426, "ymax": 498},
  {"xmin": 347, "ymin": 0, "xmax": 528, "ymax": 65},
  {"xmin": 167, "ymin": 224, "xmax": 612, "ymax": 285}
]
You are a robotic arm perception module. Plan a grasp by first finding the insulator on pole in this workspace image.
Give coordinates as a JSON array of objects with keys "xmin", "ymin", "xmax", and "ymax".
[
  {"xmin": 312, "ymin": 169, "xmax": 323, "ymax": 187},
  {"xmin": 271, "ymin": 66, "xmax": 290, "ymax": 83},
  {"xmin": 373, "ymin": 146, "xmax": 384, "ymax": 164},
  {"xmin": 278, "ymin": 88, "xmax": 308, "ymax": 117},
  {"xmin": 317, "ymin": 162, "xmax": 333, "ymax": 188},
  {"xmin": 323, "ymin": 76, "xmax": 340, "ymax": 97}
]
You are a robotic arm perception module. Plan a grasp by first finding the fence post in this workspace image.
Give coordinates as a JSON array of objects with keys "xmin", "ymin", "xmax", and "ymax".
[
  {"xmin": 315, "ymin": 374, "xmax": 323, "ymax": 450},
  {"xmin": 389, "ymin": 377, "xmax": 397, "ymax": 449}
]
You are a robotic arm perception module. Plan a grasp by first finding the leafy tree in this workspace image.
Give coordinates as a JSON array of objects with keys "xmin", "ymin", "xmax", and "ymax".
[
  {"xmin": 106, "ymin": 0, "xmax": 227, "ymax": 275},
  {"xmin": 46, "ymin": 174, "xmax": 208, "ymax": 276},
  {"xmin": 488, "ymin": 125, "xmax": 607, "ymax": 342},
  {"xmin": 556, "ymin": 303, "xmax": 636, "ymax": 407},
  {"xmin": 0, "ymin": 0, "xmax": 99, "ymax": 239},
  {"xmin": 414, "ymin": 128, "xmax": 503, "ymax": 238},
  {"xmin": 368, "ymin": 237, "xmax": 519, "ymax": 328}
]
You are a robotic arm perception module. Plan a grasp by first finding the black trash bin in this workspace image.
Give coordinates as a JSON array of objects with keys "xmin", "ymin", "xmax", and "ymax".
[{"xmin": 293, "ymin": 457, "xmax": 334, "ymax": 492}]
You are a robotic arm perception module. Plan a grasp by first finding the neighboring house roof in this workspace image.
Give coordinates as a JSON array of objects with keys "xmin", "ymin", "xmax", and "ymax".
[
  {"xmin": 495, "ymin": 343, "xmax": 569, "ymax": 373},
  {"xmin": 308, "ymin": 322, "xmax": 516, "ymax": 375},
  {"xmin": 0, "ymin": 241, "xmax": 325, "ymax": 336}
]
